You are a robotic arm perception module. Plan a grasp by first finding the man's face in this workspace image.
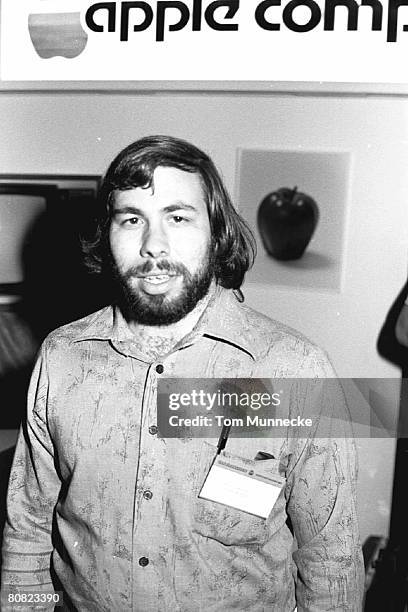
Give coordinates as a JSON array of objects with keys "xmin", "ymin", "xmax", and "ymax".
[{"xmin": 109, "ymin": 166, "xmax": 214, "ymax": 325}]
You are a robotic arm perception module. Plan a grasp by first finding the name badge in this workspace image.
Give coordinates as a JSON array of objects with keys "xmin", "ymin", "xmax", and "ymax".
[{"xmin": 199, "ymin": 452, "xmax": 285, "ymax": 519}]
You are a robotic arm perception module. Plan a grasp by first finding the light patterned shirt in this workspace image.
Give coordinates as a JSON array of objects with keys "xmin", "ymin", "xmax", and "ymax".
[{"xmin": 1, "ymin": 287, "xmax": 364, "ymax": 611}]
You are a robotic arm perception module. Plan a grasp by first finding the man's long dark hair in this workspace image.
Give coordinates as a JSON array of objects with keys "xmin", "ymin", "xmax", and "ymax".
[{"xmin": 83, "ymin": 135, "xmax": 256, "ymax": 290}]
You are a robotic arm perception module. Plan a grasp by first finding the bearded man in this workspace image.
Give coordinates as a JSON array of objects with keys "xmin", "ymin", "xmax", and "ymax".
[{"xmin": 1, "ymin": 135, "xmax": 364, "ymax": 611}]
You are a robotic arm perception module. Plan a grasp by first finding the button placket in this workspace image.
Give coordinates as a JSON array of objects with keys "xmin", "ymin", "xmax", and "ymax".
[
  {"xmin": 133, "ymin": 362, "xmax": 164, "ymax": 593},
  {"xmin": 150, "ymin": 362, "xmax": 162, "ymax": 446}
]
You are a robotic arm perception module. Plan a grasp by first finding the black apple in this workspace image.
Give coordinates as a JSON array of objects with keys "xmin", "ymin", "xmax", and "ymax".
[{"xmin": 257, "ymin": 187, "xmax": 319, "ymax": 261}]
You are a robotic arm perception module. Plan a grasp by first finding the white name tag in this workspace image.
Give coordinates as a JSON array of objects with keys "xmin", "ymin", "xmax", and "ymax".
[{"xmin": 199, "ymin": 453, "xmax": 285, "ymax": 519}]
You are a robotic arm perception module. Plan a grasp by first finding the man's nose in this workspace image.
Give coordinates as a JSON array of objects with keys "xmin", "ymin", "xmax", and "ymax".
[{"xmin": 140, "ymin": 223, "xmax": 170, "ymax": 258}]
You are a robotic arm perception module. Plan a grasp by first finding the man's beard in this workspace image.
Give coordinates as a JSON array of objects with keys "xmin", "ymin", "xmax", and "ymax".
[{"xmin": 110, "ymin": 249, "xmax": 215, "ymax": 326}]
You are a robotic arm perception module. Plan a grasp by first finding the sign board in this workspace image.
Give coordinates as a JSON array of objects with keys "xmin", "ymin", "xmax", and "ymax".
[{"xmin": 1, "ymin": 0, "xmax": 408, "ymax": 83}]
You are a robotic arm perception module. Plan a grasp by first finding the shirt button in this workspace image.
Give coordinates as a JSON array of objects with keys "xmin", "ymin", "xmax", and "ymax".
[
  {"xmin": 139, "ymin": 557, "xmax": 149, "ymax": 567},
  {"xmin": 143, "ymin": 490, "xmax": 153, "ymax": 500},
  {"xmin": 155, "ymin": 364, "xmax": 164, "ymax": 374},
  {"xmin": 149, "ymin": 425, "xmax": 158, "ymax": 435}
]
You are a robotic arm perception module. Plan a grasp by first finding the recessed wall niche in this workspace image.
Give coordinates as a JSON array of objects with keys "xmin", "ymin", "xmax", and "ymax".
[{"xmin": 236, "ymin": 149, "xmax": 352, "ymax": 292}]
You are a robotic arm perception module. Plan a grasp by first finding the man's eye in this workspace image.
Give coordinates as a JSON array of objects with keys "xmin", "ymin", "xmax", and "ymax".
[
  {"xmin": 123, "ymin": 217, "xmax": 142, "ymax": 226},
  {"xmin": 171, "ymin": 215, "xmax": 187, "ymax": 224}
]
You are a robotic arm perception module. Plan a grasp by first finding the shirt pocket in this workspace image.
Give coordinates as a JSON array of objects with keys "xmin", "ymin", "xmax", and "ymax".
[
  {"xmin": 191, "ymin": 443, "xmax": 281, "ymax": 546},
  {"xmin": 192, "ymin": 496, "xmax": 273, "ymax": 546}
]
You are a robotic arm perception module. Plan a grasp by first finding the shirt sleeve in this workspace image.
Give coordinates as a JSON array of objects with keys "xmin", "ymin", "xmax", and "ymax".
[
  {"xmin": 286, "ymin": 369, "xmax": 365, "ymax": 611},
  {"xmin": 1, "ymin": 340, "xmax": 61, "ymax": 605}
]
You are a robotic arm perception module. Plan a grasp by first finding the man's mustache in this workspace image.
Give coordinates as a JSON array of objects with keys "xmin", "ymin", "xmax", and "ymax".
[{"xmin": 123, "ymin": 260, "xmax": 187, "ymax": 279}]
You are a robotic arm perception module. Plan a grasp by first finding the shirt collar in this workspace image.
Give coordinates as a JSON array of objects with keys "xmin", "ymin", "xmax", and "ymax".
[
  {"xmin": 72, "ymin": 305, "xmax": 138, "ymax": 346},
  {"xmin": 73, "ymin": 286, "xmax": 257, "ymax": 360},
  {"xmin": 187, "ymin": 286, "xmax": 257, "ymax": 360}
]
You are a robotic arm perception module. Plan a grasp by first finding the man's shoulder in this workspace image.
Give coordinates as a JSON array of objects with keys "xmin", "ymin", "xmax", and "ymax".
[
  {"xmin": 236, "ymin": 300, "xmax": 334, "ymax": 375},
  {"xmin": 239, "ymin": 300, "xmax": 315, "ymax": 348},
  {"xmin": 42, "ymin": 306, "xmax": 112, "ymax": 350}
]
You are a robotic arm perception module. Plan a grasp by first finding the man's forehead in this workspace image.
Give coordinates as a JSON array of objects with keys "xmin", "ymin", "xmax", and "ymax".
[{"xmin": 112, "ymin": 166, "xmax": 207, "ymax": 207}]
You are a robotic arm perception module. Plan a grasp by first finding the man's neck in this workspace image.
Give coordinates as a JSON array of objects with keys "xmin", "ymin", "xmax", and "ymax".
[{"xmin": 127, "ymin": 283, "xmax": 217, "ymax": 360}]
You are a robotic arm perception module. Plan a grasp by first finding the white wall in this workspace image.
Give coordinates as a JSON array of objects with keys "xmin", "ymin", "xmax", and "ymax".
[{"xmin": 1, "ymin": 91, "xmax": 407, "ymax": 541}]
